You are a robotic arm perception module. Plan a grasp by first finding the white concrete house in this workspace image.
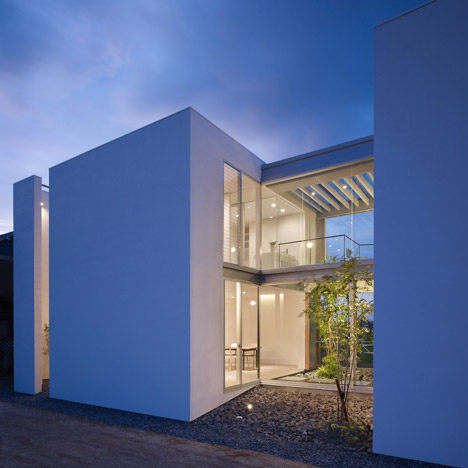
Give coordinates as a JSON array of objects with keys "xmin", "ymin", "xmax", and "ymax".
[{"xmin": 12, "ymin": 1, "xmax": 468, "ymax": 466}]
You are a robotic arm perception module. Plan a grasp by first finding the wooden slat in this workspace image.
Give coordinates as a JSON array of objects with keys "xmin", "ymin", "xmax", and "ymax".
[
  {"xmin": 310, "ymin": 185, "xmax": 341, "ymax": 210},
  {"xmin": 302, "ymin": 188, "xmax": 331, "ymax": 212},
  {"xmin": 333, "ymin": 180, "xmax": 359, "ymax": 207},
  {"xmin": 356, "ymin": 174, "xmax": 374, "ymax": 197},
  {"xmin": 323, "ymin": 182, "xmax": 350, "ymax": 209},
  {"xmin": 344, "ymin": 177, "xmax": 370, "ymax": 206},
  {"xmin": 297, "ymin": 188, "xmax": 325, "ymax": 213}
]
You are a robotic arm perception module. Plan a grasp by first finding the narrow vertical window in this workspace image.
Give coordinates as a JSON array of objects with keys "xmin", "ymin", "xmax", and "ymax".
[
  {"xmin": 223, "ymin": 163, "xmax": 240, "ymax": 264},
  {"xmin": 241, "ymin": 174, "xmax": 261, "ymax": 269}
]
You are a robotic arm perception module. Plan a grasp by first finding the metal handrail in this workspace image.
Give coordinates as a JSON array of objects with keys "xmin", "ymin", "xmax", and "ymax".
[
  {"xmin": 276, "ymin": 234, "xmax": 374, "ymax": 267},
  {"xmin": 277, "ymin": 233, "xmax": 358, "ymax": 247}
]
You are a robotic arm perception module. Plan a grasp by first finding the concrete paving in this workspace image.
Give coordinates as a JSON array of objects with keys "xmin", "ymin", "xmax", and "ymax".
[{"xmin": 0, "ymin": 401, "xmax": 315, "ymax": 467}]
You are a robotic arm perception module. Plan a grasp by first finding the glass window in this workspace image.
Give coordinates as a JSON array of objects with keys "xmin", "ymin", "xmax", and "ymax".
[
  {"xmin": 223, "ymin": 164, "xmax": 240, "ymax": 264},
  {"xmin": 261, "ymin": 186, "xmax": 306, "ymax": 269},
  {"xmin": 241, "ymin": 174, "xmax": 261, "ymax": 269},
  {"xmin": 224, "ymin": 280, "xmax": 259, "ymax": 388},
  {"xmin": 262, "ymin": 163, "xmax": 374, "ymax": 266},
  {"xmin": 225, "ymin": 280, "xmax": 241, "ymax": 387}
]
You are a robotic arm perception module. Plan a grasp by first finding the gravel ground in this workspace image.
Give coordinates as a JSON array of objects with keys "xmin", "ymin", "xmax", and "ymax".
[{"xmin": 0, "ymin": 377, "xmax": 448, "ymax": 468}]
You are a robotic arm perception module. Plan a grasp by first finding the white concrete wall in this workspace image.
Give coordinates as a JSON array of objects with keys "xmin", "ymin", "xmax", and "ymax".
[
  {"xmin": 49, "ymin": 109, "xmax": 191, "ymax": 420},
  {"xmin": 189, "ymin": 108, "xmax": 263, "ymax": 420},
  {"xmin": 13, "ymin": 176, "xmax": 47, "ymax": 393},
  {"xmin": 374, "ymin": 1, "xmax": 468, "ymax": 466}
]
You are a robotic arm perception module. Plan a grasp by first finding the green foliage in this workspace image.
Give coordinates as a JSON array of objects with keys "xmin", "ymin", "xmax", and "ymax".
[
  {"xmin": 319, "ymin": 420, "xmax": 372, "ymax": 447},
  {"xmin": 43, "ymin": 324, "xmax": 49, "ymax": 356},
  {"xmin": 305, "ymin": 251, "xmax": 374, "ymax": 420},
  {"xmin": 315, "ymin": 355, "xmax": 338, "ymax": 379},
  {"xmin": 306, "ymin": 252, "xmax": 373, "ymax": 365}
]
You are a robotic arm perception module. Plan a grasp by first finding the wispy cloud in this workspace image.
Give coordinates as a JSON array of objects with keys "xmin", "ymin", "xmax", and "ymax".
[{"xmin": 0, "ymin": 0, "xmax": 425, "ymax": 232}]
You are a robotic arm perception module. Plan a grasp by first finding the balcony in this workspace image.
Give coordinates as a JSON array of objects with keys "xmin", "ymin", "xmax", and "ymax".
[{"xmin": 268, "ymin": 234, "xmax": 373, "ymax": 269}]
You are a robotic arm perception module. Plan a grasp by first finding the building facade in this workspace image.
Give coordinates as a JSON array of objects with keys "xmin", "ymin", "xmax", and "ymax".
[{"xmin": 12, "ymin": 1, "xmax": 467, "ymax": 466}]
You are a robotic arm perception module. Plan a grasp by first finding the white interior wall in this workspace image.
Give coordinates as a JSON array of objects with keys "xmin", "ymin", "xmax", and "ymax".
[
  {"xmin": 262, "ymin": 213, "xmax": 305, "ymax": 267},
  {"xmin": 259, "ymin": 286, "xmax": 305, "ymax": 368}
]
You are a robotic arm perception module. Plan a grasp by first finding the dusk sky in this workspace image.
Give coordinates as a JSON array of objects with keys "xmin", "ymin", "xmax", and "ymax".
[{"xmin": 0, "ymin": 0, "xmax": 425, "ymax": 233}]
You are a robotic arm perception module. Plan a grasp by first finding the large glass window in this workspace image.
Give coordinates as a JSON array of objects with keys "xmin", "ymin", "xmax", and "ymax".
[
  {"xmin": 263, "ymin": 163, "xmax": 374, "ymax": 266},
  {"xmin": 326, "ymin": 210, "xmax": 374, "ymax": 259},
  {"xmin": 261, "ymin": 186, "xmax": 306, "ymax": 269},
  {"xmin": 224, "ymin": 280, "xmax": 259, "ymax": 388},
  {"xmin": 241, "ymin": 174, "xmax": 261, "ymax": 269},
  {"xmin": 223, "ymin": 164, "xmax": 261, "ymax": 268},
  {"xmin": 225, "ymin": 279, "xmax": 307, "ymax": 388}
]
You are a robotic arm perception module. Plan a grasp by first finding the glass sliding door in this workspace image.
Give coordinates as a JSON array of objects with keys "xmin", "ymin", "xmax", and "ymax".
[
  {"xmin": 225, "ymin": 281, "xmax": 241, "ymax": 388},
  {"xmin": 224, "ymin": 280, "xmax": 259, "ymax": 388},
  {"xmin": 241, "ymin": 284, "xmax": 259, "ymax": 383}
]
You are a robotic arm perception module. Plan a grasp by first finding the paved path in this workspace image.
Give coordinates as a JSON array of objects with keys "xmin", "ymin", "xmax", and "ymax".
[{"xmin": 0, "ymin": 402, "xmax": 315, "ymax": 467}]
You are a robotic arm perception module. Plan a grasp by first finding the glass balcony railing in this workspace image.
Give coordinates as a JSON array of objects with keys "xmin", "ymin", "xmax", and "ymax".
[{"xmin": 275, "ymin": 234, "xmax": 373, "ymax": 268}]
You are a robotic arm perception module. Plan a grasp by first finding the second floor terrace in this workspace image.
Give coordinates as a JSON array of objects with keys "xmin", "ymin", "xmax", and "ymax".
[{"xmin": 223, "ymin": 137, "xmax": 374, "ymax": 275}]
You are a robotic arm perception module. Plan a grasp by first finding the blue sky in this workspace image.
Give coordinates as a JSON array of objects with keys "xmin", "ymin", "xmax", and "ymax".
[{"xmin": 0, "ymin": 0, "xmax": 425, "ymax": 233}]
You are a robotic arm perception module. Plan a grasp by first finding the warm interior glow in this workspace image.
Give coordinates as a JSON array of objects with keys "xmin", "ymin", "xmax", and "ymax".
[{"xmin": 260, "ymin": 294, "xmax": 276, "ymax": 299}]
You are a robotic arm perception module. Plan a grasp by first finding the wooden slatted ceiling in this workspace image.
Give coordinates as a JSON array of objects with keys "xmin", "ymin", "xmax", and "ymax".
[{"xmin": 301, "ymin": 172, "xmax": 374, "ymax": 213}]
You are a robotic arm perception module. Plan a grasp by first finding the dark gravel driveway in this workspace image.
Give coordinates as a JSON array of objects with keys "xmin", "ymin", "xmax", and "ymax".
[{"xmin": 0, "ymin": 377, "xmax": 449, "ymax": 468}]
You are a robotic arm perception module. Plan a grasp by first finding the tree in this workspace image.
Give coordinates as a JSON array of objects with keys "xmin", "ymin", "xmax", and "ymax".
[{"xmin": 305, "ymin": 252, "xmax": 373, "ymax": 421}]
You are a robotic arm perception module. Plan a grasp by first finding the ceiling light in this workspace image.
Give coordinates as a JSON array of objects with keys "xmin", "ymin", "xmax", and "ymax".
[
  {"xmin": 311, "ymin": 192, "xmax": 316, "ymax": 196},
  {"xmin": 247, "ymin": 403, "xmax": 253, "ymax": 410},
  {"xmin": 342, "ymin": 185, "xmax": 347, "ymax": 189},
  {"xmin": 231, "ymin": 247, "xmax": 236, "ymax": 253},
  {"xmin": 242, "ymin": 291, "xmax": 246, "ymax": 295},
  {"xmin": 40, "ymin": 202, "xmax": 44, "ymax": 206},
  {"xmin": 280, "ymin": 208, "xmax": 285, "ymax": 213},
  {"xmin": 269, "ymin": 216, "xmax": 273, "ymax": 219},
  {"xmin": 306, "ymin": 241, "xmax": 313, "ymax": 248},
  {"xmin": 271, "ymin": 203, "xmax": 276, "ymax": 208},
  {"xmin": 235, "ymin": 214, "xmax": 239, "ymax": 218},
  {"xmin": 250, "ymin": 300, "xmax": 256, "ymax": 306}
]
